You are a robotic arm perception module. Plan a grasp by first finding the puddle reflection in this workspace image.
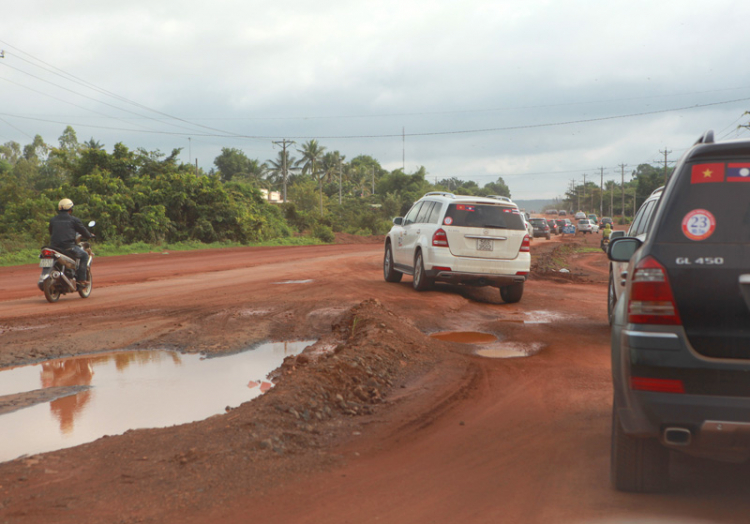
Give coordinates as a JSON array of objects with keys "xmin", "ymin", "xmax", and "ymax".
[
  {"xmin": 0, "ymin": 340, "xmax": 313, "ymax": 463},
  {"xmin": 430, "ymin": 331, "xmax": 498, "ymax": 344}
]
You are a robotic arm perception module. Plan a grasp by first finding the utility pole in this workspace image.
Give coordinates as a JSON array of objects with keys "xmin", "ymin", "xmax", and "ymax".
[
  {"xmin": 402, "ymin": 127, "xmax": 405, "ymax": 172},
  {"xmin": 372, "ymin": 167, "xmax": 376, "ymax": 195},
  {"xmin": 195, "ymin": 159, "xmax": 198, "ymax": 177},
  {"xmin": 338, "ymin": 161, "xmax": 342, "ymax": 205},
  {"xmin": 659, "ymin": 148, "xmax": 672, "ymax": 184},
  {"xmin": 272, "ymin": 139, "xmax": 295, "ymax": 203},
  {"xmin": 599, "ymin": 166, "xmax": 604, "ymax": 217},
  {"xmin": 188, "ymin": 137, "xmax": 192, "ymax": 165},
  {"xmin": 582, "ymin": 174, "xmax": 587, "ymax": 211},
  {"xmin": 618, "ymin": 163, "xmax": 627, "ymax": 219}
]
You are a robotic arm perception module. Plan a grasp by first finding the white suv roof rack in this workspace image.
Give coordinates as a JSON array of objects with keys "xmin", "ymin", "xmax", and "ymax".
[
  {"xmin": 487, "ymin": 195, "xmax": 514, "ymax": 203},
  {"xmin": 423, "ymin": 191, "xmax": 455, "ymax": 198}
]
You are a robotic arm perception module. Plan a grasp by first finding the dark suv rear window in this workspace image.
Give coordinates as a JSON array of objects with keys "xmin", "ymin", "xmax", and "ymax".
[
  {"xmin": 655, "ymin": 161, "xmax": 750, "ymax": 244},
  {"xmin": 444, "ymin": 203, "xmax": 525, "ymax": 230}
]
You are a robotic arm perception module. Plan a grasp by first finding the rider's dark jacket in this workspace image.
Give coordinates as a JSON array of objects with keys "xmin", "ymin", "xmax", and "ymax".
[{"xmin": 49, "ymin": 211, "xmax": 92, "ymax": 250}]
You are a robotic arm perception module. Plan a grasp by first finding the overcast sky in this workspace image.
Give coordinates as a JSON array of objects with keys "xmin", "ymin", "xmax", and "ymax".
[{"xmin": 2, "ymin": 0, "xmax": 750, "ymax": 200}]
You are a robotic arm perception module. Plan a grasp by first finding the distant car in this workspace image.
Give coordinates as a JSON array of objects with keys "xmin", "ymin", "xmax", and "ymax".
[
  {"xmin": 383, "ymin": 192, "xmax": 530, "ymax": 302},
  {"xmin": 577, "ymin": 219, "xmax": 599, "ymax": 234},
  {"xmin": 528, "ymin": 218, "xmax": 551, "ymax": 239},
  {"xmin": 558, "ymin": 210, "xmax": 567, "ymax": 217},
  {"xmin": 546, "ymin": 209, "xmax": 558, "ymax": 215},
  {"xmin": 556, "ymin": 218, "xmax": 574, "ymax": 233},
  {"xmin": 588, "ymin": 213, "xmax": 599, "ymax": 225},
  {"xmin": 600, "ymin": 217, "xmax": 613, "ymax": 228},
  {"xmin": 547, "ymin": 219, "xmax": 560, "ymax": 235},
  {"xmin": 575, "ymin": 211, "xmax": 587, "ymax": 220}
]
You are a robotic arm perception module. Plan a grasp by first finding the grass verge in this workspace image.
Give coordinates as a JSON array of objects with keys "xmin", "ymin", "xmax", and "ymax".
[{"xmin": 0, "ymin": 237, "xmax": 324, "ymax": 268}]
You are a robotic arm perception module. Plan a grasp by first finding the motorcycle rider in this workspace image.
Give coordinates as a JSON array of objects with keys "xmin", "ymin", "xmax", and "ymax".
[{"xmin": 49, "ymin": 199, "xmax": 94, "ymax": 288}]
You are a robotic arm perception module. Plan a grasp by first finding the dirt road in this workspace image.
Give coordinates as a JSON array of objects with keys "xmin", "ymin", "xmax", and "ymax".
[{"xmin": 1, "ymin": 234, "xmax": 749, "ymax": 523}]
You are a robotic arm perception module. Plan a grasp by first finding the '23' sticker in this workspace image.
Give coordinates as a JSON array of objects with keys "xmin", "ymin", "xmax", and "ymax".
[{"xmin": 682, "ymin": 209, "xmax": 716, "ymax": 241}]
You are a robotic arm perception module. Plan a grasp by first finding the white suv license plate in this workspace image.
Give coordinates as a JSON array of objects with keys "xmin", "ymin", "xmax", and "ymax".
[
  {"xmin": 39, "ymin": 258, "xmax": 54, "ymax": 268},
  {"xmin": 476, "ymin": 239, "xmax": 493, "ymax": 251}
]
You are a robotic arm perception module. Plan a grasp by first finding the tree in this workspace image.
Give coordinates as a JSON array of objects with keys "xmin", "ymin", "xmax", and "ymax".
[
  {"xmin": 480, "ymin": 177, "xmax": 511, "ymax": 198},
  {"xmin": 83, "ymin": 138, "xmax": 105, "ymax": 151},
  {"xmin": 266, "ymin": 149, "xmax": 298, "ymax": 199},
  {"xmin": 0, "ymin": 141, "xmax": 21, "ymax": 164},
  {"xmin": 632, "ymin": 164, "xmax": 668, "ymax": 211},
  {"xmin": 213, "ymin": 147, "xmax": 258, "ymax": 183},
  {"xmin": 296, "ymin": 140, "xmax": 327, "ymax": 214}
]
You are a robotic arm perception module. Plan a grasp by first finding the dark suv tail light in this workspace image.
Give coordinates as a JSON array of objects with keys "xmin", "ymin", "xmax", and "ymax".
[
  {"xmin": 628, "ymin": 256, "xmax": 681, "ymax": 325},
  {"xmin": 520, "ymin": 234, "xmax": 530, "ymax": 253},
  {"xmin": 432, "ymin": 229, "xmax": 449, "ymax": 247}
]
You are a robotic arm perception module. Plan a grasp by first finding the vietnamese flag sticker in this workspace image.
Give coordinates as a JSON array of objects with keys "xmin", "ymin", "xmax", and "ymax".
[{"xmin": 691, "ymin": 163, "xmax": 725, "ymax": 184}]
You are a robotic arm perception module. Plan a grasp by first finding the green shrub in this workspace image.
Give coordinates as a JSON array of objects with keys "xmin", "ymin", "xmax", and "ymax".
[{"xmin": 312, "ymin": 223, "xmax": 335, "ymax": 243}]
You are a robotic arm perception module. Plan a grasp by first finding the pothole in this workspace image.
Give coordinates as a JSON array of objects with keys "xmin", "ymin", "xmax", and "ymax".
[
  {"xmin": 430, "ymin": 331, "xmax": 498, "ymax": 344},
  {"xmin": 0, "ymin": 340, "xmax": 314, "ymax": 463},
  {"xmin": 476, "ymin": 342, "xmax": 544, "ymax": 359},
  {"xmin": 429, "ymin": 331, "xmax": 542, "ymax": 359}
]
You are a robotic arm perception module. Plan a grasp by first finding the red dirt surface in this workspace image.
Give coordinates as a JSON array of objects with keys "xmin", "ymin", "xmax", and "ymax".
[{"xmin": 2, "ymin": 234, "xmax": 750, "ymax": 523}]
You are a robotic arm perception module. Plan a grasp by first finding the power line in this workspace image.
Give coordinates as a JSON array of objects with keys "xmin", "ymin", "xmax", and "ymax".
[
  {"xmin": 4, "ymin": 95, "xmax": 749, "ymax": 142},
  {"xmin": 0, "ymin": 43, "xmax": 260, "ymax": 141}
]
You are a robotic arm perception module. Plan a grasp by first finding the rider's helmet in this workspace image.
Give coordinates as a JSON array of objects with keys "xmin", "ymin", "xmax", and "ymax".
[{"xmin": 58, "ymin": 198, "xmax": 74, "ymax": 211}]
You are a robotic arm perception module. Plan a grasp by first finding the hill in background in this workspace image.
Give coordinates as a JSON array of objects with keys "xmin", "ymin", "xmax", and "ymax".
[{"xmin": 513, "ymin": 199, "xmax": 562, "ymax": 213}]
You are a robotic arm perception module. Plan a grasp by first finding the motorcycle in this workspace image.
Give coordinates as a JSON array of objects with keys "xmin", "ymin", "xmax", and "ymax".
[{"xmin": 37, "ymin": 221, "xmax": 96, "ymax": 303}]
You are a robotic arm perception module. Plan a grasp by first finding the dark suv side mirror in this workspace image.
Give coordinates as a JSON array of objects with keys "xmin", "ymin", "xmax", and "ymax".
[
  {"xmin": 393, "ymin": 217, "xmax": 403, "ymax": 226},
  {"xmin": 608, "ymin": 237, "xmax": 642, "ymax": 262}
]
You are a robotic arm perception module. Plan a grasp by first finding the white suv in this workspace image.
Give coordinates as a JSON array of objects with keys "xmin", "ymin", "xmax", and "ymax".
[{"xmin": 383, "ymin": 192, "xmax": 531, "ymax": 303}]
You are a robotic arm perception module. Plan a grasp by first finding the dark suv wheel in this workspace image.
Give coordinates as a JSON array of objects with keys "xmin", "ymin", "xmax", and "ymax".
[{"xmin": 611, "ymin": 403, "xmax": 669, "ymax": 492}]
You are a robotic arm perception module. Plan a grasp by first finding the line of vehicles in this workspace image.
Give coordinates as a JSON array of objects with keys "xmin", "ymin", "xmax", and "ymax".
[{"xmin": 384, "ymin": 130, "xmax": 750, "ymax": 496}]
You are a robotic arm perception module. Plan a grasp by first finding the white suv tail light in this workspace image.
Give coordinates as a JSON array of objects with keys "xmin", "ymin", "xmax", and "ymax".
[
  {"xmin": 432, "ymin": 228, "xmax": 449, "ymax": 247},
  {"xmin": 520, "ymin": 234, "xmax": 530, "ymax": 253}
]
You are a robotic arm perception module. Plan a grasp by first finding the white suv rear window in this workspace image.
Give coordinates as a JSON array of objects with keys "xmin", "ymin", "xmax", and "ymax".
[{"xmin": 444, "ymin": 204, "xmax": 525, "ymax": 230}]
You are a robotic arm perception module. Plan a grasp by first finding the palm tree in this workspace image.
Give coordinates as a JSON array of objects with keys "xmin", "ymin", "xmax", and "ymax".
[
  {"xmin": 267, "ymin": 149, "xmax": 298, "ymax": 202},
  {"xmin": 296, "ymin": 139, "xmax": 327, "ymax": 214}
]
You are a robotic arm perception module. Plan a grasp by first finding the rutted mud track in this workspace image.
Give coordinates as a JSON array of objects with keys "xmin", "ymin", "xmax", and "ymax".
[{"xmin": 1, "ymin": 236, "xmax": 750, "ymax": 523}]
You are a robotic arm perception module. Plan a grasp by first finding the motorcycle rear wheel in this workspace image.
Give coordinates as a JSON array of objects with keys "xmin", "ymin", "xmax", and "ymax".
[
  {"xmin": 78, "ymin": 269, "xmax": 92, "ymax": 298},
  {"xmin": 43, "ymin": 277, "xmax": 61, "ymax": 303}
]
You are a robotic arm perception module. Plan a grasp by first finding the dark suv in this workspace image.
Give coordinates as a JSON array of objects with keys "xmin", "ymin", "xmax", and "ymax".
[
  {"xmin": 528, "ymin": 218, "xmax": 551, "ymax": 239},
  {"xmin": 608, "ymin": 130, "xmax": 750, "ymax": 492}
]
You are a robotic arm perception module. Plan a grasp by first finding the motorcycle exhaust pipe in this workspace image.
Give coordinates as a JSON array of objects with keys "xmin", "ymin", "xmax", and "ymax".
[{"xmin": 58, "ymin": 272, "xmax": 77, "ymax": 292}]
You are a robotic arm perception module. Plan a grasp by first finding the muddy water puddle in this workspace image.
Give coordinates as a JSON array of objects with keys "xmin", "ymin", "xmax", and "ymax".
[
  {"xmin": 476, "ymin": 342, "xmax": 544, "ymax": 359},
  {"xmin": 0, "ymin": 340, "xmax": 313, "ymax": 463},
  {"xmin": 273, "ymin": 279, "xmax": 313, "ymax": 285},
  {"xmin": 430, "ymin": 331, "xmax": 498, "ymax": 344},
  {"xmin": 431, "ymin": 331, "xmax": 542, "ymax": 359}
]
